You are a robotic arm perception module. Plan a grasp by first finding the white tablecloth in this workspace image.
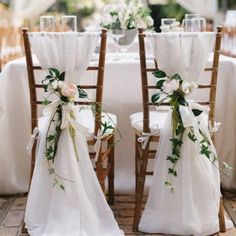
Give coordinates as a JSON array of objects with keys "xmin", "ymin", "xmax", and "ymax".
[{"xmin": 0, "ymin": 54, "xmax": 236, "ymax": 194}]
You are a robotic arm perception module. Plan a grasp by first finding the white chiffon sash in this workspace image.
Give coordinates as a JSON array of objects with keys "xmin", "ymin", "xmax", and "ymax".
[
  {"xmin": 139, "ymin": 112, "xmax": 221, "ymax": 235},
  {"xmin": 25, "ymin": 32, "xmax": 123, "ymax": 235},
  {"xmin": 25, "ymin": 115, "xmax": 123, "ymax": 236},
  {"xmin": 139, "ymin": 32, "xmax": 230, "ymax": 235},
  {"xmin": 147, "ymin": 32, "xmax": 215, "ymax": 82},
  {"xmin": 29, "ymin": 32, "xmax": 99, "ymax": 83}
]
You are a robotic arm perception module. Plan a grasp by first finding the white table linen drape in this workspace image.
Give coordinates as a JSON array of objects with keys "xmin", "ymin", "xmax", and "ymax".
[
  {"xmin": 1, "ymin": 54, "xmax": 236, "ymax": 193},
  {"xmin": 139, "ymin": 32, "xmax": 223, "ymax": 235},
  {"xmin": 23, "ymin": 32, "xmax": 123, "ymax": 236}
]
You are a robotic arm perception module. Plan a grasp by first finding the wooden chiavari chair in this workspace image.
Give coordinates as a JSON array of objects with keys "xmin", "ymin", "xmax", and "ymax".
[
  {"xmin": 132, "ymin": 26, "xmax": 226, "ymax": 233},
  {"xmin": 21, "ymin": 28, "xmax": 115, "ymax": 207}
]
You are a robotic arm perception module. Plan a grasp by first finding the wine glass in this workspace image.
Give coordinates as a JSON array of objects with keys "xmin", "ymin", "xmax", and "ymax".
[
  {"xmin": 40, "ymin": 16, "xmax": 55, "ymax": 32},
  {"xmin": 182, "ymin": 18, "xmax": 202, "ymax": 32},
  {"xmin": 111, "ymin": 29, "xmax": 125, "ymax": 60},
  {"xmin": 62, "ymin": 15, "xmax": 77, "ymax": 32},
  {"xmin": 185, "ymin": 14, "xmax": 200, "ymax": 20},
  {"xmin": 199, "ymin": 18, "xmax": 206, "ymax": 32}
]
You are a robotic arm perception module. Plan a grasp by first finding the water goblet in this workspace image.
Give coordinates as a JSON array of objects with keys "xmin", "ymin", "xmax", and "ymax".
[
  {"xmin": 40, "ymin": 16, "xmax": 55, "ymax": 32},
  {"xmin": 111, "ymin": 29, "xmax": 125, "ymax": 60},
  {"xmin": 62, "ymin": 15, "xmax": 77, "ymax": 32}
]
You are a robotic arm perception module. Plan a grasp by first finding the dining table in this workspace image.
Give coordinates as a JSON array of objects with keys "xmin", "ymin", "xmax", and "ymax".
[{"xmin": 0, "ymin": 51, "xmax": 236, "ymax": 195}]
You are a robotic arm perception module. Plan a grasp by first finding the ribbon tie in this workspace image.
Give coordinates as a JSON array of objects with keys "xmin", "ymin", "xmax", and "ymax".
[
  {"xmin": 94, "ymin": 129, "xmax": 104, "ymax": 161},
  {"xmin": 138, "ymin": 127, "xmax": 159, "ymax": 150},
  {"xmin": 27, "ymin": 127, "xmax": 39, "ymax": 154},
  {"xmin": 43, "ymin": 99, "xmax": 89, "ymax": 135}
]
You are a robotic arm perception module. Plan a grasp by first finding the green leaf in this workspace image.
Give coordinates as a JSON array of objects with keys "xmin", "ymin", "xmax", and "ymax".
[
  {"xmin": 44, "ymin": 74, "xmax": 53, "ymax": 80},
  {"xmin": 156, "ymin": 79, "xmax": 165, "ymax": 89},
  {"xmin": 152, "ymin": 70, "xmax": 167, "ymax": 78},
  {"xmin": 192, "ymin": 109, "xmax": 203, "ymax": 117},
  {"xmin": 77, "ymin": 86, "xmax": 88, "ymax": 98},
  {"xmin": 178, "ymin": 96, "xmax": 188, "ymax": 106},
  {"xmin": 42, "ymin": 97, "xmax": 50, "ymax": 106},
  {"xmin": 43, "ymin": 84, "xmax": 48, "ymax": 92},
  {"xmin": 60, "ymin": 184, "xmax": 65, "ymax": 191},
  {"xmin": 188, "ymin": 131, "xmax": 197, "ymax": 143},
  {"xmin": 176, "ymin": 124, "xmax": 184, "ymax": 136},
  {"xmin": 171, "ymin": 73, "xmax": 182, "ymax": 81},
  {"xmin": 48, "ymin": 168, "xmax": 55, "ymax": 175},
  {"xmin": 47, "ymin": 135, "xmax": 55, "ymax": 142},
  {"xmin": 170, "ymin": 138, "xmax": 182, "ymax": 147},
  {"xmin": 168, "ymin": 168, "xmax": 177, "ymax": 177},
  {"xmin": 151, "ymin": 93, "xmax": 160, "ymax": 104},
  {"xmin": 201, "ymin": 145, "xmax": 211, "ymax": 159},
  {"xmin": 49, "ymin": 68, "xmax": 60, "ymax": 78},
  {"xmin": 166, "ymin": 155, "xmax": 179, "ymax": 164},
  {"xmin": 59, "ymin": 71, "xmax": 65, "ymax": 81}
]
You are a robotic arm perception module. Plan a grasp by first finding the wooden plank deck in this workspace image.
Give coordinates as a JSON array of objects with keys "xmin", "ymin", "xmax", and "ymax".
[{"xmin": 0, "ymin": 194, "xmax": 235, "ymax": 236}]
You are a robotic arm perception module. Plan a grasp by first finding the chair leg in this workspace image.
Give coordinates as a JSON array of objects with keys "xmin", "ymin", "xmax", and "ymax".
[
  {"xmin": 133, "ymin": 141, "xmax": 149, "ymax": 232},
  {"xmin": 96, "ymin": 154, "xmax": 106, "ymax": 193},
  {"xmin": 135, "ymin": 134, "xmax": 139, "ymax": 196},
  {"xmin": 219, "ymin": 198, "xmax": 226, "ymax": 232},
  {"xmin": 108, "ymin": 135, "xmax": 115, "ymax": 205},
  {"xmin": 21, "ymin": 222, "xmax": 28, "ymax": 234}
]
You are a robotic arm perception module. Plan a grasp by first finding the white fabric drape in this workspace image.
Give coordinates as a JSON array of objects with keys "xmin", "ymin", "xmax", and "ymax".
[
  {"xmin": 176, "ymin": 0, "xmax": 218, "ymax": 19},
  {"xmin": 139, "ymin": 32, "xmax": 227, "ymax": 235},
  {"xmin": 29, "ymin": 32, "xmax": 99, "ymax": 83},
  {"xmin": 10, "ymin": 0, "xmax": 56, "ymax": 25},
  {"xmin": 25, "ymin": 32, "xmax": 123, "ymax": 236},
  {"xmin": 147, "ymin": 32, "xmax": 215, "ymax": 82}
]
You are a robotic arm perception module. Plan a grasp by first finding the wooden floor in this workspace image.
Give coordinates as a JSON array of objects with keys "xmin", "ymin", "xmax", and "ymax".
[{"xmin": 0, "ymin": 194, "xmax": 235, "ymax": 236}]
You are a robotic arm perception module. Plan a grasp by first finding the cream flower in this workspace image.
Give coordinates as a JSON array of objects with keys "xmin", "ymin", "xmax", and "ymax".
[
  {"xmin": 162, "ymin": 79, "xmax": 179, "ymax": 94},
  {"xmin": 182, "ymin": 81, "xmax": 198, "ymax": 94},
  {"xmin": 60, "ymin": 82, "xmax": 78, "ymax": 98}
]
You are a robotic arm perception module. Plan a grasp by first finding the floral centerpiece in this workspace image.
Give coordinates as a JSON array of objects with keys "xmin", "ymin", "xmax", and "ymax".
[{"xmin": 101, "ymin": 0, "xmax": 154, "ymax": 30}]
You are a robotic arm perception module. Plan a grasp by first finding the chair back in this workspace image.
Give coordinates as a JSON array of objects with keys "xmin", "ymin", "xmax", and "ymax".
[
  {"xmin": 22, "ymin": 28, "xmax": 107, "ymax": 178},
  {"xmin": 138, "ymin": 27, "xmax": 222, "ymax": 142}
]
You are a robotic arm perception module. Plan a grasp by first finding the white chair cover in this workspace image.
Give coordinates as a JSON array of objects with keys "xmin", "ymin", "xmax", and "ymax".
[
  {"xmin": 147, "ymin": 32, "xmax": 215, "ymax": 82},
  {"xmin": 139, "ymin": 32, "xmax": 232, "ymax": 235},
  {"xmin": 29, "ymin": 32, "xmax": 99, "ymax": 83},
  {"xmin": 25, "ymin": 32, "xmax": 123, "ymax": 236}
]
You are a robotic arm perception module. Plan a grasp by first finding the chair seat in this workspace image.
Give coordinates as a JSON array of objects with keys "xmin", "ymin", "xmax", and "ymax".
[
  {"xmin": 76, "ymin": 108, "xmax": 117, "ymax": 140},
  {"xmin": 130, "ymin": 109, "xmax": 169, "ymax": 134}
]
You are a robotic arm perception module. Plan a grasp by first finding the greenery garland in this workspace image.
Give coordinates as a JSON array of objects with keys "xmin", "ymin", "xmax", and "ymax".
[
  {"xmin": 151, "ymin": 69, "xmax": 218, "ymax": 192},
  {"xmin": 41, "ymin": 68, "xmax": 119, "ymax": 191}
]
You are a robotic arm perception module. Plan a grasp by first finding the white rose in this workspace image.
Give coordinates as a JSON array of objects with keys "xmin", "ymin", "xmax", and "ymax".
[
  {"xmin": 146, "ymin": 16, "xmax": 154, "ymax": 27},
  {"xmin": 182, "ymin": 81, "xmax": 198, "ymax": 94},
  {"xmin": 162, "ymin": 79, "xmax": 179, "ymax": 94},
  {"xmin": 51, "ymin": 80, "xmax": 58, "ymax": 90},
  {"xmin": 60, "ymin": 81, "xmax": 78, "ymax": 98}
]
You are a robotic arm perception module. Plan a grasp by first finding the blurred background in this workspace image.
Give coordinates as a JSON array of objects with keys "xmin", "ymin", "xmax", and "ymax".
[
  {"xmin": 1, "ymin": 0, "xmax": 236, "ymax": 70},
  {"xmin": 0, "ymin": 0, "xmax": 235, "ymax": 31}
]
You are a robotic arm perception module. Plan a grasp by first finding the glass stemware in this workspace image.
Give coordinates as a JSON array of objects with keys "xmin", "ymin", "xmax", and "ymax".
[
  {"xmin": 111, "ymin": 29, "xmax": 125, "ymax": 60},
  {"xmin": 40, "ymin": 16, "xmax": 55, "ymax": 32},
  {"xmin": 62, "ymin": 15, "xmax": 77, "ymax": 32},
  {"xmin": 183, "ymin": 14, "xmax": 206, "ymax": 32}
]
